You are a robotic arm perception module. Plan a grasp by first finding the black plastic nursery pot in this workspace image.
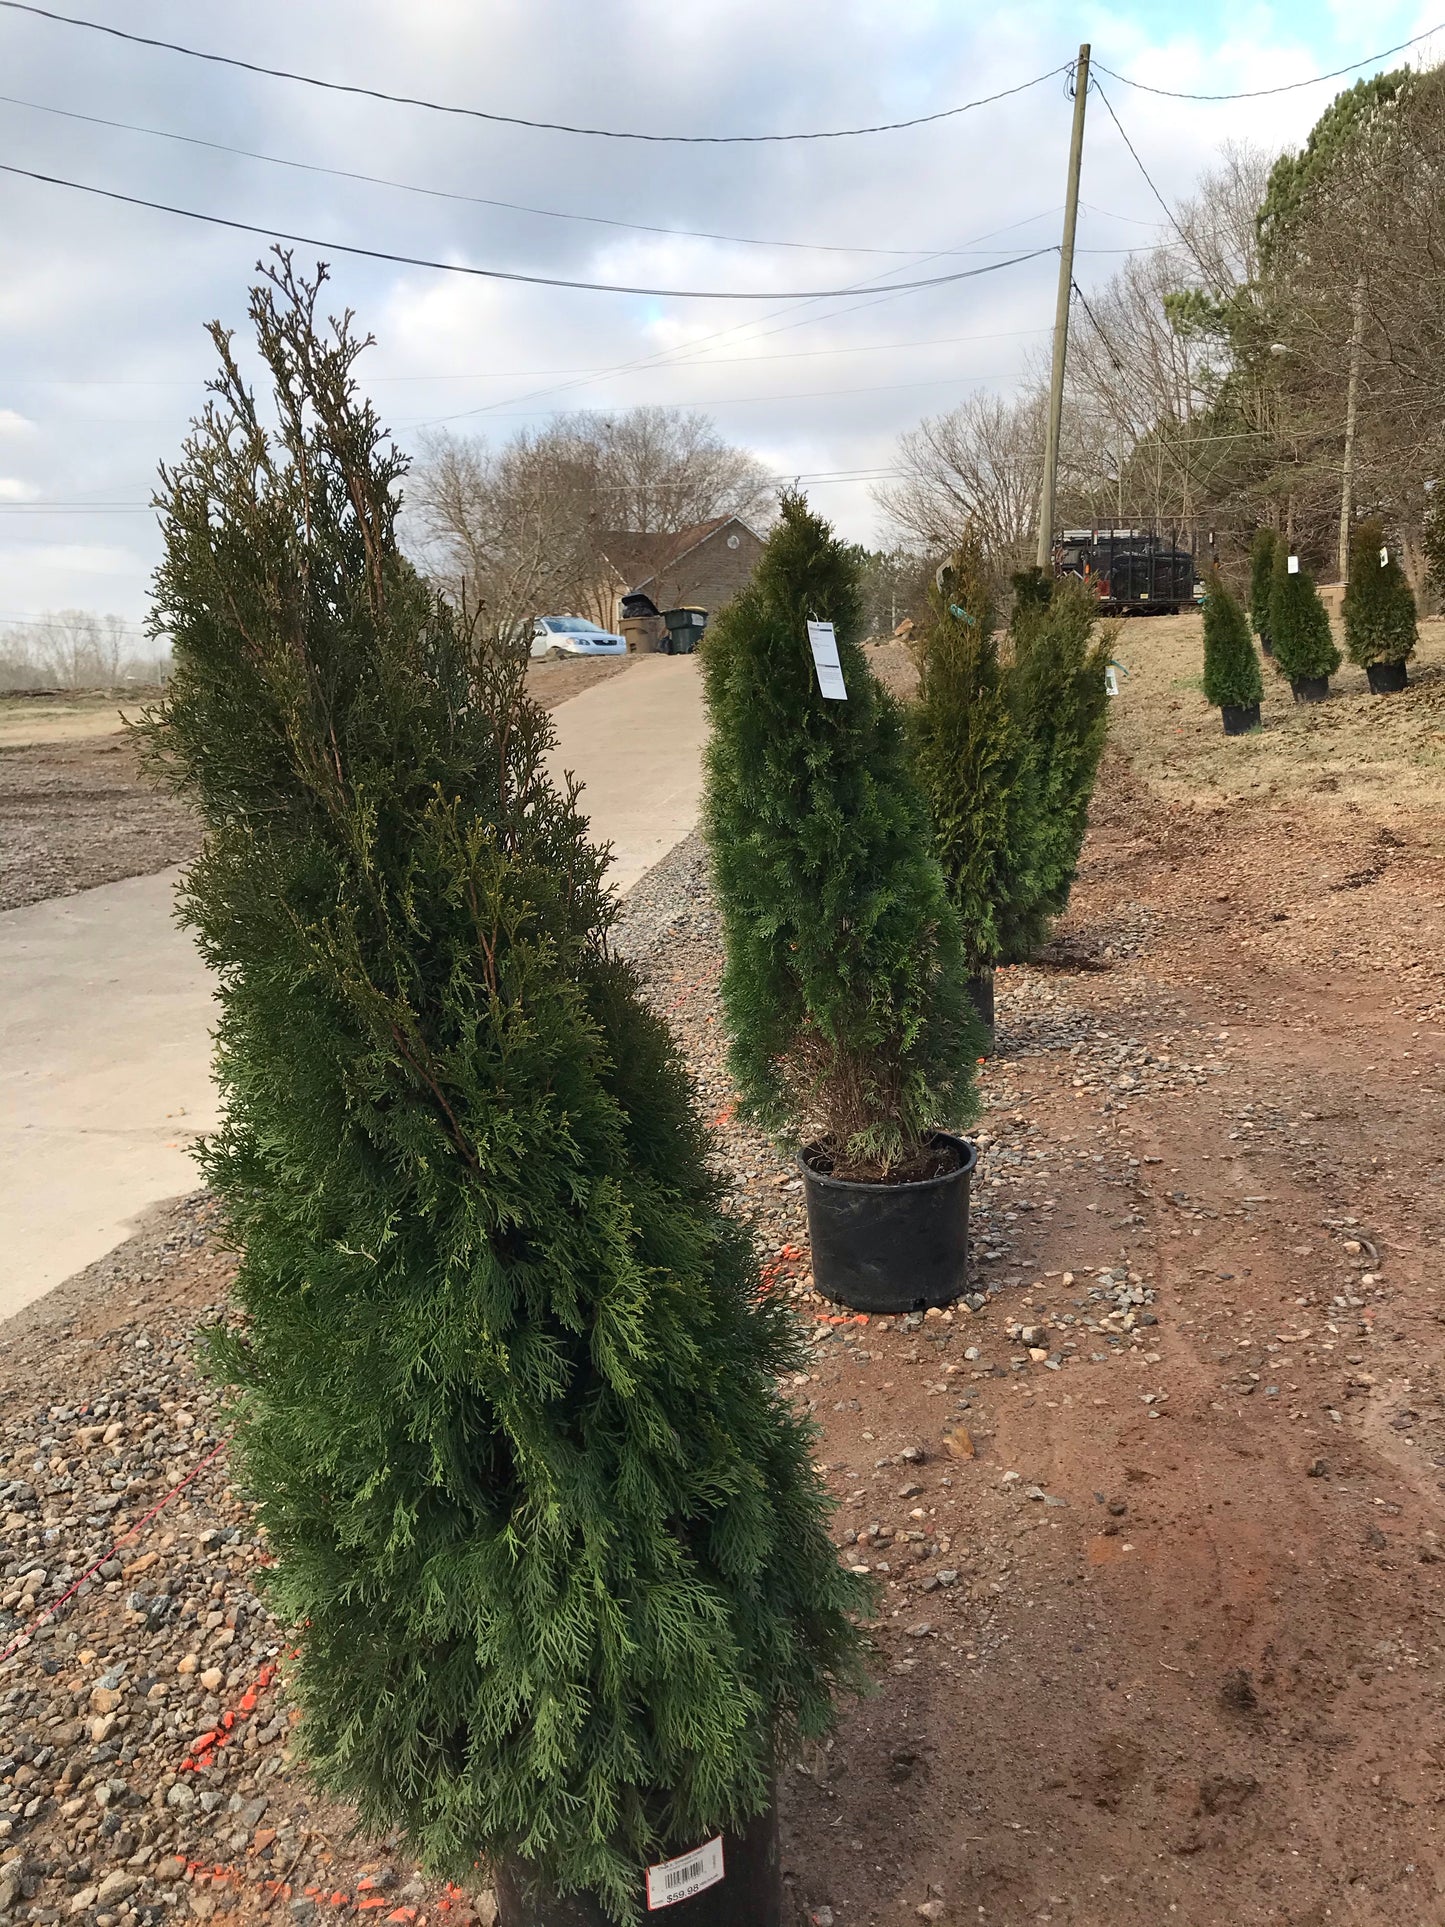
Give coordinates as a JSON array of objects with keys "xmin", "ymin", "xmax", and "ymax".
[
  {"xmin": 1366, "ymin": 659, "xmax": 1409, "ymax": 694},
  {"xmin": 494, "ymin": 1804, "xmax": 780, "ymax": 1926},
  {"xmin": 1220, "ymin": 702, "xmax": 1261, "ymax": 736},
  {"xmin": 1290, "ymin": 675, "xmax": 1330, "ymax": 704},
  {"xmin": 965, "ymin": 970, "xmax": 995, "ymax": 1052},
  {"xmin": 799, "ymin": 1130, "xmax": 977, "ymax": 1315}
]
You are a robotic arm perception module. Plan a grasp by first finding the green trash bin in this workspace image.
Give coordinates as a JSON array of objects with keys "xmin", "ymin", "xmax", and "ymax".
[{"xmin": 661, "ymin": 607, "xmax": 707, "ymax": 655}]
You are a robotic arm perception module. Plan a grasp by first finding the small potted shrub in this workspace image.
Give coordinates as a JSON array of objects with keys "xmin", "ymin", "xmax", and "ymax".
[
  {"xmin": 1249, "ymin": 527, "xmax": 1278, "ymax": 658},
  {"xmin": 140, "ymin": 260, "xmax": 866, "ymax": 1927},
  {"xmin": 1270, "ymin": 544, "xmax": 1340, "ymax": 702},
  {"xmin": 702, "ymin": 492, "xmax": 980, "ymax": 1315},
  {"xmin": 995, "ymin": 579, "xmax": 1112, "ymax": 964},
  {"xmin": 909, "ymin": 539, "xmax": 1028, "ymax": 1050},
  {"xmin": 1344, "ymin": 517, "xmax": 1417, "ymax": 693},
  {"xmin": 1201, "ymin": 568, "xmax": 1264, "ymax": 733}
]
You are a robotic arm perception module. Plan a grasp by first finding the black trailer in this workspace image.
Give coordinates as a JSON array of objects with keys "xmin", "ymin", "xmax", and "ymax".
[{"xmin": 1054, "ymin": 527, "xmax": 1195, "ymax": 614}]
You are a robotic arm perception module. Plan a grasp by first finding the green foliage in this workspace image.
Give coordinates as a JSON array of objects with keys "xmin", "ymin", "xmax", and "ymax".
[
  {"xmin": 1257, "ymin": 68, "xmax": 1411, "ymax": 267},
  {"xmin": 1201, "ymin": 570, "xmax": 1263, "ymax": 710},
  {"xmin": 909, "ymin": 541, "xmax": 1027, "ymax": 977},
  {"xmin": 995, "ymin": 582, "xmax": 1112, "ymax": 964},
  {"xmin": 1009, "ymin": 566, "xmax": 1054, "ymax": 628},
  {"xmin": 1248, "ymin": 528, "xmax": 1277, "ymax": 650},
  {"xmin": 701, "ymin": 491, "xmax": 978, "ymax": 1180},
  {"xmin": 1269, "ymin": 546, "xmax": 1341, "ymax": 683},
  {"xmin": 1343, "ymin": 518, "xmax": 1417, "ymax": 667},
  {"xmin": 137, "ymin": 258, "xmax": 866, "ymax": 1926}
]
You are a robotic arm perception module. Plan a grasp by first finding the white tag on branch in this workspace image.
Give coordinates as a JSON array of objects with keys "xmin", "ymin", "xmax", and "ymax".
[
  {"xmin": 806, "ymin": 620, "xmax": 848, "ymax": 701},
  {"xmin": 646, "ymin": 1836, "xmax": 724, "ymax": 1909},
  {"xmin": 1104, "ymin": 665, "xmax": 1120, "ymax": 698},
  {"xmin": 1287, "ymin": 555, "xmax": 1300, "ymax": 574},
  {"xmin": 1381, "ymin": 545, "xmax": 1390, "ymax": 566}
]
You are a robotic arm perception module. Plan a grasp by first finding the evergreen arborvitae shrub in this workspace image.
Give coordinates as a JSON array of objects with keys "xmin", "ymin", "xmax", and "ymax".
[
  {"xmin": 1010, "ymin": 566, "xmax": 1054, "ymax": 627},
  {"xmin": 1249, "ymin": 527, "xmax": 1278, "ymax": 653},
  {"xmin": 1200, "ymin": 570, "xmax": 1264, "ymax": 710},
  {"xmin": 1343, "ymin": 517, "xmax": 1417, "ymax": 667},
  {"xmin": 1270, "ymin": 545, "xmax": 1341, "ymax": 683},
  {"xmin": 701, "ymin": 491, "xmax": 978, "ymax": 1181},
  {"xmin": 910, "ymin": 541, "xmax": 1028, "ymax": 979},
  {"xmin": 995, "ymin": 581, "xmax": 1112, "ymax": 964},
  {"xmin": 138, "ymin": 258, "xmax": 866, "ymax": 1926}
]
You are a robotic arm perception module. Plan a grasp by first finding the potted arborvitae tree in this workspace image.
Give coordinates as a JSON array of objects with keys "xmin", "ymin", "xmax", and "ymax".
[
  {"xmin": 995, "ymin": 579, "xmax": 1112, "ymax": 965},
  {"xmin": 139, "ymin": 258, "xmax": 866, "ymax": 1927},
  {"xmin": 1201, "ymin": 568, "xmax": 1264, "ymax": 733},
  {"xmin": 1344, "ymin": 517, "xmax": 1417, "ymax": 693},
  {"xmin": 1249, "ymin": 527, "xmax": 1278, "ymax": 658},
  {"xmin": 909, "ymin": 540, "xmax": 1027, "ymax": 1050},
  {"xmin": 702, "ymin": 491, "xmax": 980, "ymax": 1316},
  {"xmin": 1270, "ymin": 544, "xmax": 1341, "ymax": 702}
]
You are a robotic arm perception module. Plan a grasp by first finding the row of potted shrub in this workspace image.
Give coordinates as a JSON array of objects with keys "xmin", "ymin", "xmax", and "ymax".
[{"xmin": 1207, "ymin": 522, "xmax": 1418, "ymax": 733}]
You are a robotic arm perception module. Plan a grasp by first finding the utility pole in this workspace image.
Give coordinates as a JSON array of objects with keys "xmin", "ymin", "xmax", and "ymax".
[
  {"xmin": 1337, "ymin": 275, "xmax": 1365, "ymax": 583},
  {"xmin": 1036, "ymin": 43, "xmax": 1091, "ymax": 572}
]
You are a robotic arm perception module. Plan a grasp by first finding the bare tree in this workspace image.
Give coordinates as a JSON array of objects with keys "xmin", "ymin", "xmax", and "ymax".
[
  {"xmin": 876, "ymin": 390, "xmax": 1046, "ymax": 570},
  {"xmin": 572, "ymin": 405, "xmax": 775, "ymax": 534},
  {"xmin": 0, "ymin": 611, "xmax": 168, "ymax": 689},
  {"xmin": 411, "ymin": 406, "xmax": 775, "ymax": 647}
]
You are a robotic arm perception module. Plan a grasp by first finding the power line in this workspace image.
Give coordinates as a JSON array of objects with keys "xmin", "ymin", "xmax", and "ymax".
[
  {"xmin": 0, "ymin": 92, "xmax": 1054, "ymax": 259},
  {"xmin": 0, "ymin": 161, "xmax": 1057, "ymax": 299},
  {"xmin": 0, "ymin": 3, "xmax": 1068, "ymax": 143},
  {"xmin": 1070, "ymin": 280, "xmax": 1124, "ymax": 374},
  {"xmin": 1089, "ymin": 80, "xmax": 1198, "ymax": 264},
  {"xmin": 2, "ymin": 324, "xmax": 1057, "ymax": 388},
  {"xmin": 1094, "ymin": 20, "xmax": 1444, "ymax": 101}
]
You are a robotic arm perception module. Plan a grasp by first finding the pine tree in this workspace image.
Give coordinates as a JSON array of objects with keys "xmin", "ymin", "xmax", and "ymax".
[
  {"xmin": 910, "ymin": 541, "xmax": 1027, "ymax": 978},
  {"xmin": 137, "ymin": 258, "xmax": 866, "ymax": 1926},
  {"xmin": 1249, "ymin": 528, "xmax": 1278, "ymax": 655},
  {"xmin": 995, "ymin": 581, "xmax": 1112, "ymax": 964},
  {"xmin": 701, "ymin": 491, "xmax": 977, "ymax": 1182},
  {"xmin": 1343, "ymin": 517, "xmax": 1417, "ymax": 667},
  {"xmin": 1270, "ymin": 544, "xmax": 1341, "ymax": 686},
  {"xmin": 1201, "ymin": 570, "xmax": 1264, "ymax": 712}
]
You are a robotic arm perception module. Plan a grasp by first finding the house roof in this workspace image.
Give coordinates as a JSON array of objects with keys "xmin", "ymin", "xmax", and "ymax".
[{"xmin": 599, "ymin": 515, "xmax": 751, "ymax": 592}]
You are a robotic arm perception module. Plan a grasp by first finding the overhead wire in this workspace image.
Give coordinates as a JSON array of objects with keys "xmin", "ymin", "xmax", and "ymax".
[
  {"xmin": 1094, "ymin": 20, "xmax": 1444, "ymax": 100},
  {"xmin": 0, "ymin": 91, "xmax": 1055, "ymax": 259},
  {"xmin": 0, "ymin": 161, "xmax": 1057, "ymax": 299},
  {"xmin": 0, "ymin": 3, "xmax": 1068, "ymax": 144}
]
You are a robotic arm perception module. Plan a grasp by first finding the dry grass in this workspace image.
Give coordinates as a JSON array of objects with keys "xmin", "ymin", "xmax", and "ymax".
[{"xmin": 1107, "ymin": 608, "xmax": 1445, "ymax": 844}]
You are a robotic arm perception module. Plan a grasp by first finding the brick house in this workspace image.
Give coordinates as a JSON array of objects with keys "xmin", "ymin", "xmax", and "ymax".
[{"xmin": 595, "ymin": 516, "xmax": 765, "ymax": 641}]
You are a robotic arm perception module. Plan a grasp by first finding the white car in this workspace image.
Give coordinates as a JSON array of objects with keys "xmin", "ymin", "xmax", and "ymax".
[{"xmin": 529, "ymin": 616, "xmax": 628, "ymax": 660}]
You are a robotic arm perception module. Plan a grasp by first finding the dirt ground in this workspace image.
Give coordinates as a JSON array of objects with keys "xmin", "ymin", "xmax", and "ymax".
[
  {"xmin": 5, "ymin": 617, "xmax": 1445, "ymax": 1926},
  {"xmin": 0, "ymin": 660, "xmax": 630, "ymax": 914}
]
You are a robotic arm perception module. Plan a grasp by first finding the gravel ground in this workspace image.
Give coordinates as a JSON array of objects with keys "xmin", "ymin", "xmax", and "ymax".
[{"xmin": 5, "ymin": 691, "xmax": 1445, "ymax": 1925}]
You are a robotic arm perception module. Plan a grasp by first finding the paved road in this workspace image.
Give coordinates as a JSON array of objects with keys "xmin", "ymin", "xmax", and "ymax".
[{"xmin": 0, "ymin": 657, "xmax": 705, "ymax": 1321}]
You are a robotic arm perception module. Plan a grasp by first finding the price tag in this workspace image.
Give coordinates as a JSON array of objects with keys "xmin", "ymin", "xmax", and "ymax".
[
  {"xmin": 806, "ymin": 620, "xmax": 848, "ymax": 701},
  {"xmin": 1287, "ymin": 555, "xmax": 1300, "ymax": 574},
  {"xmin": 646, "ymin": 1837, "xmax": 724, "ymax": 1910}
]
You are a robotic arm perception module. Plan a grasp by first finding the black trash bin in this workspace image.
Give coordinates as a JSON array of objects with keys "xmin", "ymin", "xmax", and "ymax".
[{"xmin": 661, "ymin": 607, "xmax": 708, "ymax": 655}]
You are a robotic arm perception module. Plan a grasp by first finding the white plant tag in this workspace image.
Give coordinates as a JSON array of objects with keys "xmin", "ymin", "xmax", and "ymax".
[
  {"xmin": 806, "ymin": 620, "xmax": 848, "ymax": 700},
  {"xmin": 1381, "ymin": 545, "xmax": 1389, "ymax": 566},
  {"xmin": 646, "ymin": 1836, "xmax": 724, "ymax": 1910},
  {"xmin": 1104, "ymin": 665, "xmax": 1120, "ymax": 698},
  {"xmin": 1287, "ymin": 554, "xmax": 1300, "ymax": 574}
]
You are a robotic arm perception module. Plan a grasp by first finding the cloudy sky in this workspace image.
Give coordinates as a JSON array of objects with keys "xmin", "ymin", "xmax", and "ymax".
[{"xmin": 0, "ymin": 0, "xmax": 1439, "ymax": 631}]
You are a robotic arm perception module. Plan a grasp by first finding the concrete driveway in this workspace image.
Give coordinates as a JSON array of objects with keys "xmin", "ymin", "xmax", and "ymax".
[{"xmin": 0, "ymin": 656, "xmax": 705, "ymax": 1321}]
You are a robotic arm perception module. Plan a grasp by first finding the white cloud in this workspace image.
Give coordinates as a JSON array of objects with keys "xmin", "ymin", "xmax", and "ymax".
[{"xmin": 0, "ymin": 0, "xmax": 1424, "ymax": 609}]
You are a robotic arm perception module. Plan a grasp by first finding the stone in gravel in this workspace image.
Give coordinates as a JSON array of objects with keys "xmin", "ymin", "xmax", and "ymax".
[{"xmin": 95, "ymin": 1872, "xmax": 137, "ymax": 1906}]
